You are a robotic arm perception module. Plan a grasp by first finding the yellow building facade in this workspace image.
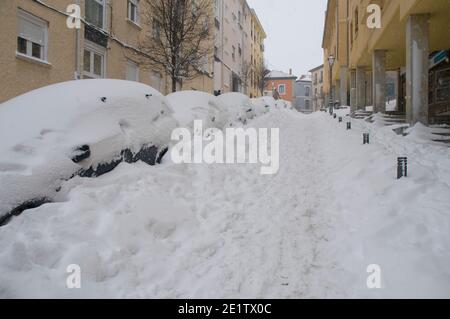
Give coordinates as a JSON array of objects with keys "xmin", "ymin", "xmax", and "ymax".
[
  {"xmin": 249, "ymin": 9, "xmax": 267, "ymax": 98},
  {"xmin": 0, "ymin": 0, "xmax": 214, "ymax": 103},
  {"xmin": 323, "ymin": 0, "xmax": 450, "ymax": 125}
]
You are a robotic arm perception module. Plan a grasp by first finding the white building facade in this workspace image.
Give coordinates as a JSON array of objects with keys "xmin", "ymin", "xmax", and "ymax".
[{"xmin": 213, "ymin": 0, "xmax": 254, "ymax": 94}]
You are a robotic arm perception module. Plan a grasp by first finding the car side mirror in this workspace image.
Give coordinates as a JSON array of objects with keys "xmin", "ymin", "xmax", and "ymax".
[{"xmin": 71, "ymin": 145, "xmax": 91, "ymax": 163}]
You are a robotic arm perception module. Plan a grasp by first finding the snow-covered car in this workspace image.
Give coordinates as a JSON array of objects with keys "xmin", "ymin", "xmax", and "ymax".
[
  {"xmin": 251, "ymin": 96, "xmax": 276, "ymax": 116},
  {"xmin": 275, "ymin": 99, "xmax": 293, "ymax": 110},
  {"xmin": 216, "ymin": 93, "xmax": 256, "ymax": 126},
  {"xmin": 0, "ymin": 79, "xmax": 177, "ymax": 225},
  {"xmin": 166, "ymin": 91, "xmax": 227, "ymax": 129}
]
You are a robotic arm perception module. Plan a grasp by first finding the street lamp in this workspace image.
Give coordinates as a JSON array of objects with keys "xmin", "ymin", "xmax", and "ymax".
[{"xmin": 328, "ymin": 54, "xmax": 335, "ymax": 115}]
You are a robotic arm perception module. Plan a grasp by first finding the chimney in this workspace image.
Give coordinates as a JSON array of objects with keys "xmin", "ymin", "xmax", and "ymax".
[{"xmin": 289, "ymin": 68, "xmax": 292, "ymax": 75}]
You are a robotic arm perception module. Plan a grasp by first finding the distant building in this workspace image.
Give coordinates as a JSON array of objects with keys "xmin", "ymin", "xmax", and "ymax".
[
  {"xmin": 264, "ymin": 70, "xmax": 297, "ymax": 103},
  {"xmin": 309, "ymin": 65, "xmax": 325, "ymax": 111},
  {"xmin": 294, "ymin": 75, "xmax": 313, "ymax": 112}
]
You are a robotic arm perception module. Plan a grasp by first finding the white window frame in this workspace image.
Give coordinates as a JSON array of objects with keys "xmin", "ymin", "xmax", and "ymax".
[
  {"xmin": 83, "ymin": 41, "xmax": 106, "ymax": 79},
  {"xmin": 127, "ymin": 0, "xmax": 140, "ymax": 25},
  {"xmin": 85, "ymin": 0, "xmax": 107, "ymax": 30},
  {"xmin": 17, "ymin": 9, "xmax": 48, "ymax": 62},
  {"xmin": 126, "ymin": 60, "xmax": 139, "ymax": 82},
  {"xmin": 278, "ymin": 84, "xmax": 286, "ymax": 95}
]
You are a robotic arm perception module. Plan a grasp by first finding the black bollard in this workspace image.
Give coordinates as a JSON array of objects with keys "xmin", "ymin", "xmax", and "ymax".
[
  {"xmin": 333, "ymin": 113, "xmax": 337, "ymax": 119},
  {"xmin": 363, "ymin": 133, "xmax": 370, "ymax": 144},
  {"xmin": 339, "ymin": 117, "xmax": 343, "ymax": 123},
  {"xmin": 397, "ymin": 157, "xmax": 408, "ymax": 179},
  {"xmin": 347, "ymin": 122, "xmax": 351, "ymax": 130}
]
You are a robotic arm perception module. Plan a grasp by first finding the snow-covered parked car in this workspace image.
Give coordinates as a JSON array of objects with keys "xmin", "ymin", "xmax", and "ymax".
[
  {"xmin": 166, "ymin": 91, "xmax": 227, "ymax": 129},
  {"xmin": 251, "ymin": 96, "xmax": 276, "ymax": 116},
  {"xmin": 0, "ymin": 79, "xmax": 177, "ymax": 225},
  {"xmin": 275, "ymin": 99, "xmax": 293, "ymax": 110},
  {"xmin": 216, "ymin": 93, "xmax": 255, "ymax": 126}
]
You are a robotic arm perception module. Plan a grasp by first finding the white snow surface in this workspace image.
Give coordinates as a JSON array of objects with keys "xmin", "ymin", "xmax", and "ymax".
[
  {"xmin": 251, "ymin": 96, "xmax": 275, "ymax": 116},
  {"xmin": 215, "ymin": 93, "xmax": 256, "ymax": 124},
  {"xmin": 0, "ymin": 79, "xmax": 177, "ymax": 218},
  {"xmin": 166, "ymin": 91, "xmax": 225, "ymax": 129},
  {"xmin": 1, "ymin": 107, "xmax": 449, "ymax": 298}
]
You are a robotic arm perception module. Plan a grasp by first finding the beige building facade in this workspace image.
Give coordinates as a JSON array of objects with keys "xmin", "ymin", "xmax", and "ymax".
[
  {"xmin": 309, "ymin": 64, "xmax": 325, "ymax": 111},
  {"xmin": 323, "ymin": 0, "xmax": 450, "ymax": 125},
  {"xmin": 249, "ymin": 9, "xmax": 267, "ymax": 98},
  {"xmin": 0, "ymin": 0, "xmax": 214, "ymax": 103}
]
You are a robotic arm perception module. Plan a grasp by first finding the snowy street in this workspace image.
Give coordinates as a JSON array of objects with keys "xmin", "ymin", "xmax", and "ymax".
[{"xmin": 1, "ymin": 109, "xmax": 449, "ymax": 298}]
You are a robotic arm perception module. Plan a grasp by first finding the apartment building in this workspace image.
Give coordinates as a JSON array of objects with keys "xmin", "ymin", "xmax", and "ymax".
[
  {"xmin": 0, "ymin": 0, "xmax": 214, "ymax": 103},
  {"xmin": 322, "ymin": 0, "xmax": 450, "ymax": 125},
  {"xmin": 213, "ymin": 0, "xmax": 265, "ymax": 96},
  {"xmin": 249, "ymin": 9, "xmax": 267, "ymax": 98},
  {"xmin": 294, "ymin": 75, "xmax": 313, "ymax": 113},
  {"xmin": 309, "ymin": 64, "xmax": 325, "ymax": 111},
  {"xmin": 264, "ymin": 70, "xmax": 297, "ymax": 103}
]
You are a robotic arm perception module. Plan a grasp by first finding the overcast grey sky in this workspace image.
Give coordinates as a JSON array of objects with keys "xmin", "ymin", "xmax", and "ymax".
[{"xmin": 247, "ymin": 0, "xmax": 328, "ymax": 76}]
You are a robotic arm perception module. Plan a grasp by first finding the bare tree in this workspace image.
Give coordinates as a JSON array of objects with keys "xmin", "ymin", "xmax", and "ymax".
[
  {"xmin": 255, "ymin": 61, "xmax": 270, "ymax": 96},
  {"xmin": 140, "ymin": 0, "xmax": 213, "ymax": 92}
]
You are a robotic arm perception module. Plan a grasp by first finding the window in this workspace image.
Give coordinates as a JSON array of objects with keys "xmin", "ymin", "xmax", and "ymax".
[
  {"xmin": 320, "ymin": 70, "xmax": 323, "ymax": 83},
  {"xmin": 153, "ymin": 19, "xmax": 161, "ymax": 40},
  {"xmin": 436, "ymin": 69, "xmax": 450, "ymax": 103},
  {"xmin": 232, "ymin": 46, "xmax": 236, "ymax": 61},
  {"xmin": 305, "ymin": 100, "xmax": 310, "ymax": 109},
  {"xmin": 305, "ymin": 86, "xmax": 310, "ymax": 97},
  {"xmin": 17, "ymin": 10, "xmax": 48, "ymax": 62},
  {"xmin": 278, "ymin": 84, "xmax": 286, "ymax": 95},
  {"xmin": 83, "ymin": 42, "xmax": 105, "ymax": 79},
  {"xmin": 151, "ymin": 72, "xmax": 162, "ymax": 92},
  {"xmin": 350, "ymin": 22, "xmax": 354, "ymax": 46},
  {"xmin": 354, "ymin": 8, "xmax": 359, "ymax": 36},
  {"xmin": 128, "ymin": 0, "xmax": 139, "ymax": 24},
  {"xmin": 85, "ymin": 0, "xmax": 105, "ymax": 29},
  {"xmin": 126, "ymin": 60, "xmax": 139, "ymax": 81}
]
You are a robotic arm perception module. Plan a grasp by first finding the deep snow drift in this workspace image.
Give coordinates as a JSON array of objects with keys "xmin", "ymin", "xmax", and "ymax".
[
  {"xmin": 0, "ymin": 107, "xmax": 449, "ymax": 298},
  {"xmin": 0, "ymin": 80, "xmax": 177, "ymax": 221}
]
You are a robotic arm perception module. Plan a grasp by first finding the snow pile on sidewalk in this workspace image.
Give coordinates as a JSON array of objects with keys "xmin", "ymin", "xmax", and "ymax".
[{"xmin": 0, "ymin": 80, "xmax": 177, "ymax": 220}]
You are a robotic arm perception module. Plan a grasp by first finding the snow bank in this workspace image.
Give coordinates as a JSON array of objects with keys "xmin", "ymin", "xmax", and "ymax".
[
  {"xmin": 274, "ymin": 99, "xmax": 293, "ymax": 110},
  {"xmin": 0, "ymin": 80, "xmax": 177, "ymax": 220},
  {"xmin": 216, "ymin": 93, "xmax": 255, "ymax": 125},
  {"xmin": 251, "ymin": 96, "xmax": 275, "ymax": 116},
  {"xmin": 0, "ymin": 108, "xmax": 449, "ymax": 298},
  {"xmin": 166, "ymin": 91, "xmax": 227, "ymax": 129}
]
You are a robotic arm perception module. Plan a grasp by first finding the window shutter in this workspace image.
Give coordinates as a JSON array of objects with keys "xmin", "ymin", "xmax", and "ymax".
[{"xmin": 18, "ymin": 16, "xmax": 45, "ymax": 45}]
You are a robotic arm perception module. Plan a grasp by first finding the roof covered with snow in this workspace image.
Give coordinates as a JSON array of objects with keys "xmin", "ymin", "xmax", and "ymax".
[
  {"xmin": 266, "ymin": 70, "xmax": 297, "ymax": 79},
  {"xmin": 297, "ymin": 74, "xmax": 312, "ymax": 82}
]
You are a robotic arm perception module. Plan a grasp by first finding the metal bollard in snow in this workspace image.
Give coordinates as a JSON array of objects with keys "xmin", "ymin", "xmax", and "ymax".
[
  {"xmin": 347, "ymin": 122, "xmax": 351, "ymax": 130},
  {"xmin": 339, "ymin": 117, "xmax": 343, "ymax": 123},
  {"xmin": 397, "ymin": 157, "xmax": 408, "ymax": 179},
  {"xmin": 363, "ymin": 133, "xmax": 370, "ymax": 144}
]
